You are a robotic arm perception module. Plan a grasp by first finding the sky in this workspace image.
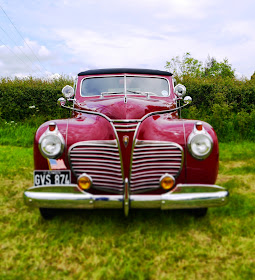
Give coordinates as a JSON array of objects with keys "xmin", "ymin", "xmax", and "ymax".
[{"xmin": 0, "ymin": 0, "xmax": 254, "ymax": 79}]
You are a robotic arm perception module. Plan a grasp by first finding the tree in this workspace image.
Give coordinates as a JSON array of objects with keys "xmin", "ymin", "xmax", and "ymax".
[
  {"xmin": 250, "ymin": 71, "xmax": 255, "ymax": 81},
  {"xmin": 165, "ymin": 53, "xmax": 235, "ymax": 79},
  {"xmin": 165, "ymin": 52, "xmax": 203, "ymax": 78},
  {"xmin": 204, "ymin": 56, "xmax": 235, "ymax": 78}
]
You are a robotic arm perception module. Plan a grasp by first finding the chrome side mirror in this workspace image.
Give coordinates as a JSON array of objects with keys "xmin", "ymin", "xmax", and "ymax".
[
  {"xmin": 57, "ymin": 97, "xmax": 66, "ymax": 107},
  {"xmin": 62, "ymin": 85, "xmax": 74, "ymax": 98},
  {"xmin": 184, "ymin": 96, "xmax": 192, "ymax": 104},
  {"xmin": 174, "ymin": 84, "xmax": 186, "ymax": 97}
]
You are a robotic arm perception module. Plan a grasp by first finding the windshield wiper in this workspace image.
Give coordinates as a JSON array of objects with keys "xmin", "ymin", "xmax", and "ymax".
[
  {"xmin": 126, "ymin": 90, "xmax": 157, "ymax": 96},
  {"xmin": 101, "ymin": 91, "xmax": 124, "ymax": 97}
]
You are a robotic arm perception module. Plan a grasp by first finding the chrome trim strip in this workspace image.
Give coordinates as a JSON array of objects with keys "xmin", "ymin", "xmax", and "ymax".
[
  {"xmin": 124, "ymin": 178, "xmax": 129, "ymax": 216},
  {"xmin": 113, "ymin": 119, "xmax": 140, "ymax": 123},
  {"xmin": 24, "ymin": 184, "xmax": 229, "ymax": 211},
  {"xmin": 69, "ymin": 140, "xmax": 119, "ymax": 145},
  {"xmin": 113, "ymin": 124, "xmax": 138, "ymax": 128},
  {"xmin": 116, "ymin": 129, "xmax": 136, "ymax": 132},
  {"xmin": 79, "ymin": 74, "xmax": 170, "ymax": 98}
]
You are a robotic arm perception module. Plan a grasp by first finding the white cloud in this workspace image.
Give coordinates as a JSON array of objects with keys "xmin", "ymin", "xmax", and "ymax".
[
  {"xmin": 0, "ymin": 39, "xmax": 53, "ymax": 77},
  {"xmin": 154, "ymin": 0, "xmax": 215, "ymax": 19},
  {"xmin": 1, "ymin": 0, "xmax": 255, "ymax": 78},
  {"xmin": 55, "ymin": 27, "xmax": 213, "ymax": 71}
]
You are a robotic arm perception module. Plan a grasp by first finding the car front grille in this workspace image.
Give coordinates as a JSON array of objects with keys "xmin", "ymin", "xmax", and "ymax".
[
  {"xmin": 69, "ymin": 139, "xmax": 183, "ymax": 194},
  {"xmin": 130, "ymin": 140, "xmax": 183, "ymax": 193},
  {"xmin": 69, "ymin": 140, "xmax": 123, "ymax": 193}
]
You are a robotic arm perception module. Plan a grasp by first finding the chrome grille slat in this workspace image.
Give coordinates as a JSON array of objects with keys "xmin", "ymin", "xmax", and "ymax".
[
  {"xmin": 132, "ymin": 165, "xmax": 180, "ymax": 171},
  {"xmin": 130, "ymin": 140, "xmax": 183, "ymax": 194},
  {"xmin": 73, "ymin": 147, "xmax": 118, "ymax": 151},
  {"xmin": 70, "ymin": 158, "xmax": 121, "ymax": 165},
  {"xmin": 71, "ymin": 150, "xmax": 120, "ymax": 156},
  {"xmin": 132, "ymin": 158, "xmax": 182, "ymax": 164},
  {"xmin": 116, "ymin": 129, "xmax": 136, "ymax": 132},
  {"xmin": 74, "ymin": 171, "xmax": 122, "ymax": 180},
  {"xmin": 70, "ymin": 154, "xmax": 120, "ymax": 160},
  {"xmin": 133, "ymin": 150, "xmax": 182, "ymax": 156},
  {"xmin": 73, "ymin": 166, "xmax": 121, "ymax": 172},
  {"xmin": 71, "ymin": 161, "xmax": 120, "ymax": 168},
  {"xmin": 133, "ymin": 154, "xmax": 182, "ymax": 160},
  {"xmin": 113, "ymin": 122, "xmax": 138, "ymax": 133},
  {"xmin": 114, "ymin": 124, "xmax": 138, "ymax": 128},
  {"xmin": 130, "ymin": 185, "xmax": 159, "ymax": 192},
  {"xmin": 131, "ymin": 182, "xmax": 159, "ymax": 188}
]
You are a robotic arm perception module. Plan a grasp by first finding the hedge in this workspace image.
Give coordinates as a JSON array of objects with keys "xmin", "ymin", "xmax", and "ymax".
[
  {"xmin": 1, "ymin": 75, "xmax": 255, "ymax": 142},
  {"xmin": 0, "ymin": 77, "xmax": 72, "ymax": 123},
  {"xmin": 180, "ymin": 76, "xmax": 255, "ymax": 141}
]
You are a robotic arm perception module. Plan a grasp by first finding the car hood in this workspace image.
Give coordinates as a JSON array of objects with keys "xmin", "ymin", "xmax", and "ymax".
[{"xmin": 76, "ymin": 96, "xmax": 175, "ymax": 120}]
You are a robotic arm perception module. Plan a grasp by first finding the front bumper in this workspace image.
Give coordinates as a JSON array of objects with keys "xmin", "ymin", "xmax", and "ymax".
[{"xmin": 24, "ymin": 184, "xmax": 229, "ymax": 215}]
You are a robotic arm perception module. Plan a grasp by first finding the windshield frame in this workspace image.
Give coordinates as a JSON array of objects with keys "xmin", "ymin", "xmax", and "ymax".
[{"xmin": 79, "ymin": 74, "xmax": 171, "ymax": 98}]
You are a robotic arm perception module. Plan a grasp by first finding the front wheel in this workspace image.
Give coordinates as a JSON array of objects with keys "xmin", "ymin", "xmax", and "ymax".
[{"xmin": 39, "ymin": 208, "xmax": 56, "ymax": 220}]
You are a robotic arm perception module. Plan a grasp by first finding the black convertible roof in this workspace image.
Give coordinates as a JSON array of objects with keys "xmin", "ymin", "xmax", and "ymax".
[{"xmin": 78, "ymin": 68, "xmax": 172, "ymax": 76}]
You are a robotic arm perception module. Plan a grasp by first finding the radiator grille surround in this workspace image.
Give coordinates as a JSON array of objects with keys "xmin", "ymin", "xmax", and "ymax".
[
  {"xmin": 130, "ymin": 140, "xmax": 183, "ymax": 193},
  {"xmin": 69, "ymin": 140, "xmax": 123, "ymax": 193}
]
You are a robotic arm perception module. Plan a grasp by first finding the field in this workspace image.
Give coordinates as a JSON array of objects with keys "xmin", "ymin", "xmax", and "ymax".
[{"xmin": 0, "ymin": 142, "xmax": 255, "ymax": 280}]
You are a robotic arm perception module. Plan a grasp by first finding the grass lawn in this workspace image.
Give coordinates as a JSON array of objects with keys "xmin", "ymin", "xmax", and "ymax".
[{"xmin": 0, "ymin": 143, "xmax": 255, "ymax": 280}]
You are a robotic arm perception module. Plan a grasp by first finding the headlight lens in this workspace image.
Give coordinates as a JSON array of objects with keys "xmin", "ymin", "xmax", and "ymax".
[
  {"xmin": 39, "ymin": 133, "xmax": 64, "ymax": 159},
  {"xmin": 189, "ymin": 134, "xmax": 213, "ymax": 159}
]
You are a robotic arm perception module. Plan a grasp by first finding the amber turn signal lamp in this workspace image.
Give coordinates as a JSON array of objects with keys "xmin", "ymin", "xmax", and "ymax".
[
  {"xmin": 77, "ymin": 173, "xmax": 92, "ymax": 190},
  {"xmin": 195, "ymin": 122, "xmax": 203, "ymax": 131},
  {"xmin": 160, "ymin": 174, "xmax": 175, "ymax": 190}
]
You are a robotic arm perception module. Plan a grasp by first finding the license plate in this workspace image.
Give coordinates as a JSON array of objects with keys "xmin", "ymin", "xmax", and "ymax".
[{"xmin": 34, "ymin": 170, "xmax": 71, "ymax": 186}]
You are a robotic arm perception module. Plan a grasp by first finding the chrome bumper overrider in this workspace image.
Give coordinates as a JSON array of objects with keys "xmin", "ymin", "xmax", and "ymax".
[{"xmin": 24, "ymin": 184, "xmax": 229, "ymax": 215}]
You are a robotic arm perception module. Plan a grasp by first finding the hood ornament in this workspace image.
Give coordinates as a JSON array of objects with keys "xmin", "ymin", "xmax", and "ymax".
[{"xmin": 123, "ymin": 135, "xmax": 129, "ymax": 147}]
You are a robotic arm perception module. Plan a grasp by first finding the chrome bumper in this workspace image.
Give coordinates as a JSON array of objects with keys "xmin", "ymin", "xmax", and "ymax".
[{"xmin": 24, "ymin": 184, "xmax": 229, "ymax": 214}]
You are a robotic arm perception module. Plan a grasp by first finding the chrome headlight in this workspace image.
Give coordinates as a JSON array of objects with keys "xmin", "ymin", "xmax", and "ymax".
[
  {"xmin": 188, "ymin": 123, "xmax": 213, "ymax": 160},
  {"xmin": 174, "ymin": 84, "xmax": 186, "ymax": 97},
  {"xmin": 39, "ymin": 123, "xmax": 65, "ymax": 159}
]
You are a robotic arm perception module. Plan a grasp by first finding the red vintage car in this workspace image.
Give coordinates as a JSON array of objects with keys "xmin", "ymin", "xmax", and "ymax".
[{"xmin": 24, "ymin": 68, "xmax": 229, "ymax": 219}]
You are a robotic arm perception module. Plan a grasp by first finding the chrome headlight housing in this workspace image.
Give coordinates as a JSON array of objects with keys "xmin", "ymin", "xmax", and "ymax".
[
  {"xmin": 39, "ymin": 123, "xmax": 65, "ymax": 159},
  {"xmin": 188, "ymin": 122, "xmax": 213, "ymax": 160}
]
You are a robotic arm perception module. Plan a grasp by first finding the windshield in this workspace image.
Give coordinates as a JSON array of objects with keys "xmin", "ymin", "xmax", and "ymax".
[{"xmin": 81, "ymin": 76, "xmax": 169, "ymax": 97}]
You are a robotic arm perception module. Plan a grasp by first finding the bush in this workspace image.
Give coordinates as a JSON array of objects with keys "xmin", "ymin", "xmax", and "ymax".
[
  {"xmin": 0, "ymin": 76, "xmax": 73, "ymax": 122},
  {"xmin": 181, "ymin": 75, "xmax": 255, "ymax": 141},
  {"xmin": 1, "ymin": 74, "xmax": 255, "ymax": 142}
]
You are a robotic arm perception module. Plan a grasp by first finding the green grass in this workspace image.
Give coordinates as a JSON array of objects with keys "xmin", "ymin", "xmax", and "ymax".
[
  {"xmin": 0, "ymin": 143, "xmax": 255, "ymax": 279},
  {"xmin": 0, "ymin": 122, "xmax": 37, "ymax": 147}
]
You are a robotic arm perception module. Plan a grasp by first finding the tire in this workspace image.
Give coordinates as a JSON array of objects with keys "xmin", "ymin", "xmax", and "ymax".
[
  {"xmin": 190, "ymin": 208, "xmax": 208, "ymax": 217},
  {"xmin": 39, "ymin": 208, "xmax": 56, "ymax": 220}
]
